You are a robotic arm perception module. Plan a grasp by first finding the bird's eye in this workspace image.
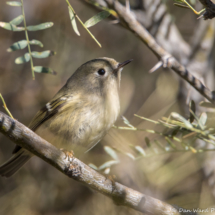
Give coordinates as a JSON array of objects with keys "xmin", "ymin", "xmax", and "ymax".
[{"xmin": 97, "ymin": 68, "xmax": 106, "ymax": 76}]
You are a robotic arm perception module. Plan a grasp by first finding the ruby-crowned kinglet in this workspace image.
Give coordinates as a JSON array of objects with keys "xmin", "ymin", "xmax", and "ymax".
[{"xmin": 0, "ymin": 57, "xmax": 132, "ymax": 177}]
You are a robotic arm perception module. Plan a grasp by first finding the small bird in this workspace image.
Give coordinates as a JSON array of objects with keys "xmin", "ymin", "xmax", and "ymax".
[{"xmin": 0, "ymin": 57, "xmax": 132, "ymax": 177}]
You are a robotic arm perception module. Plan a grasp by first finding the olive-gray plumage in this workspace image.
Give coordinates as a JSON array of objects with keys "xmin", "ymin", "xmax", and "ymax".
[{"xmin": 0, "ymin": 57, "xmax": 132, "ymax": 177}]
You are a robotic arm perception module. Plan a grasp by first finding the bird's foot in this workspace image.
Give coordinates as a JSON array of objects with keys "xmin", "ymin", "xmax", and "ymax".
[
  {"xmin": 60, "ymin": 148, "xmax": 74, "ymax": 161},
  {"xmin": 106, "ymin": 174, "xmax": 116, "ymax": 190}
]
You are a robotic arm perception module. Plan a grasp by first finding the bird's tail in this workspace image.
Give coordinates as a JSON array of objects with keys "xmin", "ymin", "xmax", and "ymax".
[{"xmin": 0, "ymin": 150, "xmax": 31, "ymax": 177}]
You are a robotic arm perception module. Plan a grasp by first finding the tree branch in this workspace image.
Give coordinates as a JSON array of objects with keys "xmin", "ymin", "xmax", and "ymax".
[
  {"xmin": 0, "ymin": 111, "xmax": 188, "ymax": 215},
  {"xmin": 199, "ymin": 0, "xmax": 215, "ymax": 20},
  {"xmin": 84, "ymin": 0, "xmax": 215, "ymax": 103}
]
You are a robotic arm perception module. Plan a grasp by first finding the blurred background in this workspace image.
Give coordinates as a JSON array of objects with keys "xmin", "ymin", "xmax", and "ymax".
[{"xmin": 0, "ymin": 0, "xmax": 215, "ymax": 214}]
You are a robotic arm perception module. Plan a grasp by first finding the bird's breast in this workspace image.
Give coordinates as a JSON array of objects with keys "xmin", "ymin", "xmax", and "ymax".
[{"xmin": 36, "ymin": 92, "xmax": 120, "ymax": 155}]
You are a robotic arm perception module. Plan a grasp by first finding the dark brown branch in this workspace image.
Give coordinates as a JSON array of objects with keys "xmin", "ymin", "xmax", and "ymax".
[
  {"xmin": 199, "ymin": 0, "xmax": 215, "ymax": 20},
  {"xmin": 94, "ymin": 0, "xmax": 215, "ymax": 103},
  {"xmin": 0, "ymin": 111, "xmax": 188, "ymax": 215}
]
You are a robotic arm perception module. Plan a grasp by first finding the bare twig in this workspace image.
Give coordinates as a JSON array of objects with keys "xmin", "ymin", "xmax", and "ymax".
[{"xmin": 0, "ymin": 111, "xmax": 197, "ymax": 215}]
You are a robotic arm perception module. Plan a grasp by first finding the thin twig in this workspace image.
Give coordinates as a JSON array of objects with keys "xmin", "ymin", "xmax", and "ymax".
[
  {"xmin": 20, "ymin": 0, "xmax": 35, "ymax": 80},
  {"xmin": 0, "ymin": 94, "xmax": 14, "ymax": 119}
]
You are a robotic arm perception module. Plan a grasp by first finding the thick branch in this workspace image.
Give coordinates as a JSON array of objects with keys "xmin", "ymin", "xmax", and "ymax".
[{"xmin": 0, "ymin": 111, "xmax": 187, "ymax": 215}]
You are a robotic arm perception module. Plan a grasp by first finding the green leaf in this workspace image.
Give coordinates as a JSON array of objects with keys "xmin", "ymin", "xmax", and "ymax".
[
  {"xmin": 173, "ymin": 3, "xmax": 190, "ymax": 9},
  {"xmin": 165, "ymin": 137, "xmax": 177, "ymax": 149},
  {"xmin": 27, "ymin": 22, "xmax": 53, "ymax": 31},
  {"xmin": 6, "ymin": 1, "xmax": 22, "ymax": 6},
  {"xmin": 33, "ymin": 66, "xmax": 56, "ymax": 75},
  {"xmin": 88, "ymin": 163, "xmax": 98, "ymax": 170},
  {"xmin": 15, "ymin": 53, "xmax": 30, "ymax": 64},
  {"xmin": 84, "ymin": 11, "xmax": 110, "ymax": 28},
  {"xmin": 199, "ymin": 112, "xmax": 207, "ymax": 127},
  {"xmin": 199, "ymin": 101, "xmax": 215, "ymax": 108},
  {"xmin": 98, "ymin": 160, "xmax": 119, "ymax": 170},
  {"xmin": 0, "ymin": 22, "xmax": 24, "ymax": 31},
  {"xmin": 7, "ymin": 40, "xmax": 28, "ymax": 52},
  {"xmin": 171, "ymin": 112, "xmax": 193, "ymax": 129},
  {"xmin": 189, "ymin": 100, "xmax": 196, "ymax": 123},
  {"xmin": 68, "ymin": 7, "xmax": 80, "ymax": 36},
  {"xmin": 173, "ymin": 0, "xmax": 185, "ymax": 3},
  {"xmin": 125, "ymin": 153, "xmax": 135, "ymax": 160},
  {"xmin": 135, "ymin": 146, "xmax": 146, "ymax": 156},
  {"xmin": 29, "ymin": 40, "xmax": 43, "ymax": 47},
  {"xmin": 145, "ymin": 137, "xmax": 151, "ymax": 147},
  {"xmin": 122, "ymin": 116, "xmax": 134, "ymax": 128},
  {"xmin": 31, "ymin": 50, "xmax": 56, "ymax": 59},
  {"xmin": 10, "ymin": 15, "xmax": 24, "ymax": 25},
  {"xmin": 104, "ymin": 146, "xmax": 119, "ymax": 161}
]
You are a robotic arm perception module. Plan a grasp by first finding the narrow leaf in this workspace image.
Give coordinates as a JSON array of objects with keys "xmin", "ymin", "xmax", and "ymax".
[
  {"xmin": 135, "ymin": 146, "xmax": 146, "ymax": 156},
  {"xmin": 199, "ymin": 101, "xmax": 215, "ymax": 108},
  {"xmin": 174, "ymin": 3, "xmax": 190, "ymax": 9},
  {"xmin": 0, "ymin": 22, "xmax": 24, "ymax": 31},
  {"xmin": 122, "ymin": 116, "xmax": 134, "ymax": 128},
  {"xmin": 173, "ymin": 0, "xmax": 185, "ymax": 3},
  {"xmin": 27, "ymin": 22, "xmax": 53, "ymax": 31},
  {"xmin": 189, "ymin": 146, "xmax": 197, "ymax": 153},
  {"xmin": 10, "ymin": 15, "xmax": 24, "ymax": 25},
  {"xmin": 165, "ymin": 137, "xmax": 177, "ymax": 149},
  {"xmin": 98, "ymin": 160, "xmax": 119, "ymax": 170},
  {"xmin": 7, "ymin": 40, "xmax": 28, "ymax": 52},
  {"xmin": 189, "ymin": 100, "xmax": 196, "ymax": 123},
  {"xmin": 29, "ymin": 40, "xmax": 43, "ymax": 47},
  {"xmin": 88, "ymin": 163, "xmax": 98, "ymax": 170},
  {"xmin": 199, "ymin": 112, "xmax": 207, "ymax": 126},
  {"xmin": 134, "ymin": 114, "xmax": 158, "ymax": 124},
  {"xmin": 31, "ymin": 50, "xmax": 56, "ymax": 59},
  {"xmin": 104, "ymin": 146, "xmax": 119, "ymax": 161},
  {"xmin": 15, "ymin": 53, "xmax": 30, "ymax": 64},
  {"xmin": 6, "ymin": 1, "xmax": 22, "ymax": 6},
  {"xmin": 145, "ymin": 137, "xmax": 151, "ymax": 147},
  {"xmin": 171, "ymin": 112, "xmax": 193, "ymax": 129},
  {"xmin": 33, "ymin": 66, "xmax": 56, "ymax": 75},
  {"xmin": 125, "ymin": 153, "xmax": 135, "ymax": 160},
  {"xmin": 68, "ymin": 7, "xmax": 80, "ymax": 36},
  {"xmin": 85, "ymin": 11, "xmax": 110, "ymax": 28}
]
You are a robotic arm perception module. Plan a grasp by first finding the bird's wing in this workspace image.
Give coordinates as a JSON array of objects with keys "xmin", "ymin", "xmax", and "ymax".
[
  {"xmin": 13, "ymin": 96, "xmax": 68, "ymax": 154},
  {"xmin": 28, "ymin": 96, "xmax": 68, "ymax": 131}
]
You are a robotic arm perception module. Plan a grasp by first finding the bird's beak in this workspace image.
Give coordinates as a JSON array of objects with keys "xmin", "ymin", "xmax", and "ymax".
[{"xmin": 117, "ymin": 59, "xmax": 133, "ymax": 69}]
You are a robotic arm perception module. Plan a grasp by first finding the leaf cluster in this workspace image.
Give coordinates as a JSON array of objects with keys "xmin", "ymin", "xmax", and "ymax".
[{"xmin": 0, "ymin": 1, "xmax": 56, "ymax": 79}]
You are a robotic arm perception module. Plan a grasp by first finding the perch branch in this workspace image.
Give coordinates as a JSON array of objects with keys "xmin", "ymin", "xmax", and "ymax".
[{"xmin": 0, "ymin": 111, "xmax": 197, "ymax": 215}]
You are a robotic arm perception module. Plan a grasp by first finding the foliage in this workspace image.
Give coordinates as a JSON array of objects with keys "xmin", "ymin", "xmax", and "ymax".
[
  {"xmin": 92, "ymin": 100, "xmax": 215, "ymax": 173},
  {"xmin": 0, "ymin": 0, "xmax": 56, "ymax": 79},
  {"xmin": 66, "ymin": 0, "xmax": 111, "ymax": 48}
]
